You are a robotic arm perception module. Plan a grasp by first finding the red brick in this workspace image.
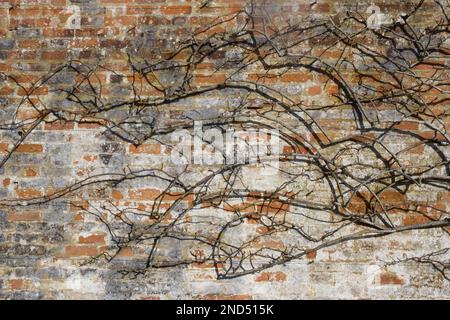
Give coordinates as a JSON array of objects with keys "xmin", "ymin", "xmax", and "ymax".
[
  {"xmin": 325, "ymin": 84, "xmax": 339, "ymax": 95},
  {"xmin": 393, "ymin": 122, "xmax": 419, "ymax": 131},
  {"xmin": 193, "ymin": 261, "xmax": 224, "ymax": 269},
  {"xmin": 78, "ymin": 123, "xmax": 102, "ymax": 129},
  {"xmin": 116, "ymin": 247, "xmax": 133, "ymax": 258},
  {"xmin": 79, "ymin": 234, "xmax": 105, "ymax": 244},
  {"xmin": 16, "ymin": 108, "xmax": 41, "ymax": 121},
  {"xmin": 255, "ymin": 271, "xmax": 286, "ymax": 282},
  {"xmin": 0, "ymin": 86, "xmax": 14, "ymax": 96},
  {"xmin": 126, "ymin": 6, "xmax": 157, "ymax": 15},
  {"xmin": 100, "ymin": 39, "xmax": 130, "ymax": 49},
  {"xmin": 194, "ymin": 74, "xmax": 226, "ymax": 86},
  {"xmin": 10, "ymin": 73, "xmax": 39, "ymax": 85},
  {"xmin": 15, "ymin": 188, "xmax": 42, "ymax": 198},
  {"xmin": 380, "ymin": 272, "xmax": 404, "ymax": 285},
  {"xmin": 17, "ymin": 87, "xmax": 48, "ymax": 96},
  {"xmin": 403, "ymin": 214, "xmax": 431, "ymax": 226},
  {"xmin": 256, "ymin": 226, "xmax": 270, "ymax": 234},
  {"xmin": 281, "ymin": 73, "xmax": 313, "ymax": 83},
  {"xmin": 0, "ymin": 143, "xmax": 8, "ymax": 153},
  {"xmin": 44, "ymin": 121, "xmax": 75, "ymax": 130},
  {"xmin": 43, "ymin": 29, "xmax": 73, "ymax": 37},
  {"xmin": 8, "ymin": 211, "xmax": 41, "ymax": 222},
  {"xmin": 283, "ymin": 145, "xmax": 308, "ymax": 155},
  {"xmin": 41, "ymin": 51, "xmax": 67, "ymax": 60},
  {"xmin": 10, "ymin": 18, "xmax": 50, "ymax": 29},
  {"xmin": 258, "ymin": 200, "xmax": 289, "ymax": 214},
  {"xmin": 419, "ymin": 131, "xmax": 447, "ymax": 142},
  {"xmin": 83, "ymin": 155, "xmax": 97, "ymax": 162},
  {"xmin": 378, "ymin": 190, "xmax": 406, "ymax": 204},
  {"xmin": 257, "ymin": 239, "xmax": 285, "ymax": 250},
  {"xmin": 160, "ymin": 5, "xmax": 192, "ymax": 15},
  {"xmin": 65, "ymin": 245, "xmax": 98, "ymax": 257},
  {"xmin": 306, "ymin": 250, "xmax": 317, "ymax": 260},
  {"xmin": 8, "ymin": 279, "xmax": 31, "ymax": 290},
  {"xmin": 24, "ymin": 168, "xmax": 38, "ymax": 177},
  {"xmin": 10, "ymin": 7, "xmax": 41, "ymax": 18},
  {"xmin": 129, "ymin": 188, "xmax": 161, "ymax": 200},
  {"xmin": 9, "ymin": 50, "xmax": 38, "ymax": 60},
  {"xmin": 105, "ymin": 16, "xmax": 137, "ymax": 27},
  {"xmin": 307, "ymin": 86, "xmax": 322, "ymax": 96},
  {"xmin": 111, "ymin": 190, "xmax": 124, "ymax": 200},
  {"xmin": 3, "ymin": 178, "xmax": 10, "ymax": 187},
  {"xmin": 70, "ymin": 200, "xmax": 90, "ymax": 212},
  {"xmin": 129, "ymin": 144, "xmax": 161, "ymax": 155},
  {"xmin": 16, "ymin": 144, "xmax": 43, "ymax": 153}
]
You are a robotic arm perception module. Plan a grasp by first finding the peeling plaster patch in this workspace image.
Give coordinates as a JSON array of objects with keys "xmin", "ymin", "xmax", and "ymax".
[
  {"xmin": 64, "ymin": 270, "xmax": 106, "ymax": 295},
  {"xmin": 366, "ymin": 264, "xmax": 382, "ymax": 288},
  {"xmin": 65, "ymin": 5, "xmax": 82, "ymax": 30}
]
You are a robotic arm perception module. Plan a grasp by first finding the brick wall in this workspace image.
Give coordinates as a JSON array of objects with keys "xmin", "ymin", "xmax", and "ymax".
[{"xmin": 0, "ymin": 0, "xmax": 449, "ymax": 299}]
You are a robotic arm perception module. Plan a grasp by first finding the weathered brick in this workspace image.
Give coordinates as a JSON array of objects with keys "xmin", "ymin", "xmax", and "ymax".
[
  {"xmin": 65, "ymin": 245, "xmax": 98, "ymax": 257},
  {"xmin": 24, "ymin": 168, "xmax": 38, "ymax": 177},
  {"xmin": 111, "ymin": 190, "xmax": 124, "ymax": 200},
  {"xmin": 3, "ymin": 178, "xmax": 11, "ymax": 187},
  {"xmin": 116, "ymin": 247, "xmax": 133, "ymax": 258},
  {"xmin": 15, "ymin": 144, "xmax": 43, "ymax": 153},
  {"xmin": 307, "ymin": 86, "xmax": 322, "ymax": 96},
  {"xmin": 79, "ymin": 234, "xmax": 105, "ymax": 244},
  {"xmin": 306, "ymin": 250, "xmax": 317, "ymax": 260},
  {"xmin": 15, "ymin": 188, "xmax": 42, "ymax": 198},
  {"xmin": 0, "ymin": 39, "xmax": 15, "ymax": 50},
  {"xmin": 129, "ymin": 143, "xmax": 161, "ymax": 155},
  {"xmin": 0, "ymin": 143, "xmax": 8, "ymax": 153},
  {"xmin": 0, "ymin": 0, "xmax": 447, "ymax": 301},
  {"xmin": 44, "ymin": 121, "xmax": 75, "ymax": 131},
  {"xmin": 380, "ymin": 272, "xmax": 404, "ymax": 285},
  {"xmin": 194, "ymin": 74, "xmax": 226, "ymax": 86},
  {"xmin": 8, "ymin": 212, "xmax": 41, "ymax": 222},
  {"xmin": 160, "ymin": 5, "xmax": 192, "ymax": 15},
  {"xmin": 255, "ymin": 271, "xmax": 286, "ymax": 282},
  {"xmin": 128, "ymin": 188, "xmax": 161, "ymax": 200},
  {"xmin": 8, "ymin": 279, "xmax": 31, "ymax": 290}
]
